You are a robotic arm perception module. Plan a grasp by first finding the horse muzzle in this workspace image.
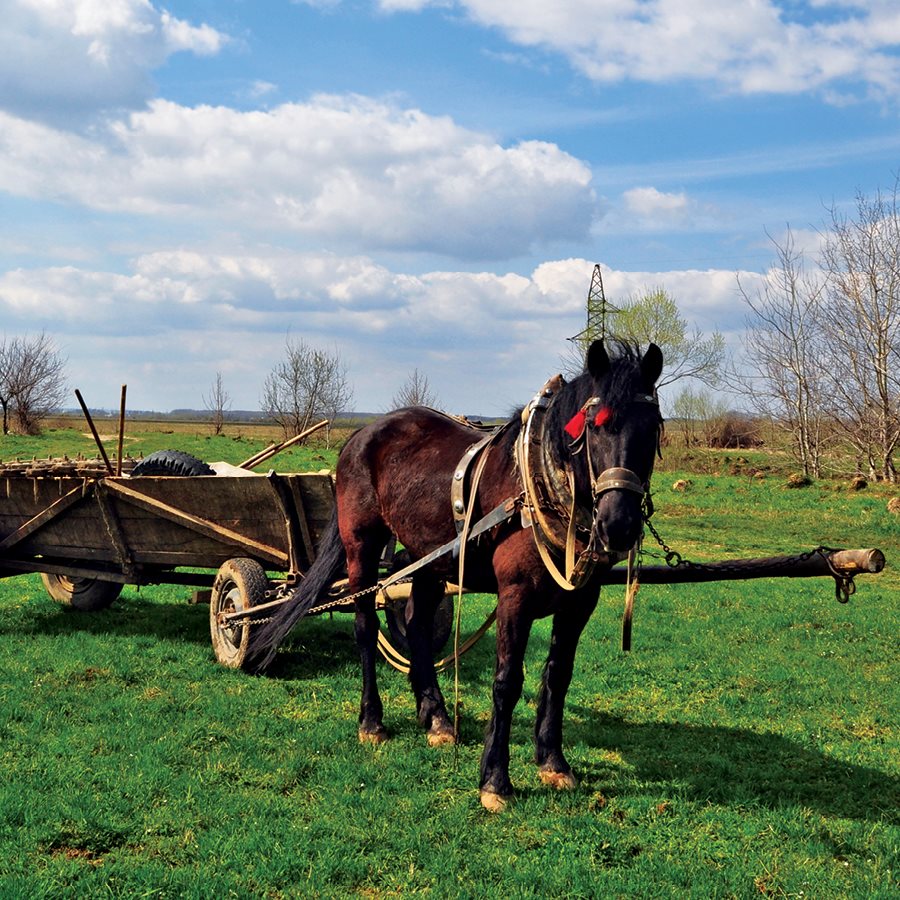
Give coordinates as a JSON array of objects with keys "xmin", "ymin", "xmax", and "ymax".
[{"xmin": 592, "ymin": 467, "xmax": 647, "ymax": 553}]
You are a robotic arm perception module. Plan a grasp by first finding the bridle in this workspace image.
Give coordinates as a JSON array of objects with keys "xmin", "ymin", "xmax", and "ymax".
[
  {"xmin": 570, "ymin": 391, "xmax": 659, "ymax": 504},
  {"xmin": 516, "ymin": 377, "xmax": 660, "ymax": 591}
]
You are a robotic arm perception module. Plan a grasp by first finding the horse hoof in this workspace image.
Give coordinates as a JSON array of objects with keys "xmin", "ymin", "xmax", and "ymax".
[
  {"xmin": 358, "ymin": 727, "xmax": 388, "ymax": 744},
  {"xmin": 538, "ymin": 769, "xmax": 578, "ymax": 790},
  {"xmin": 426, "ymin": 727, "xmax": 456, "ymax": 747},
  {"xmin": 480, "ymin": 790, "xmax": 511, "ymax": 813}
]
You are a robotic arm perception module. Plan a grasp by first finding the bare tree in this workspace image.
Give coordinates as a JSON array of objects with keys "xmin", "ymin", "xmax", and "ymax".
[
  {"xmin": 392, "ymin": 368, "xmax": 438, "ymax": 409},
  {"xmin": 0, "ymin": 332, "xmax": 67, "ymax": 435},
  {"xmin": 203, "ymin": 371, "xmax": 232, "ymax": 436},
  {"xmin": 261, "ymin": 336, "xmax": 353, "ymax": 443},
  {"xmin": 738, "ymin": 228, "xmax": 827, "ymax": 477},
  {"xmin": 672, "ymin": 385, "xmax": 715, "ymax": 448},
  {"xmin": 819, "ymin": 186, "xmax": 900, "ymax": 481}
]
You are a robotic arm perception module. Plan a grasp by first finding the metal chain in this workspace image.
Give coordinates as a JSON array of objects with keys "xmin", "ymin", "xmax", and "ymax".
[
  {"xmin": 639, "ymin": 493, "xmax": 855, "ymax": 602},
  {"xmin": 225, "ymin": 577, "xmax": 414, "ymax": 629}
]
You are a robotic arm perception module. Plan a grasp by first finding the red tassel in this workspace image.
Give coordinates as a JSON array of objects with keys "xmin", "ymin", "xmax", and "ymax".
[
  {"xmin": 564, "ymin": 410, "xmax": 587, "ymax": 439},
  {"xmin": 594, "ymin": 406, "xmax": 612, "ymax": 427}
]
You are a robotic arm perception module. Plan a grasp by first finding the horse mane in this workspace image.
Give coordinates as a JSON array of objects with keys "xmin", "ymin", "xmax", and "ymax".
[{"xmin": 494, "ymin": 342, "xmax": 654, "ymax": 500}]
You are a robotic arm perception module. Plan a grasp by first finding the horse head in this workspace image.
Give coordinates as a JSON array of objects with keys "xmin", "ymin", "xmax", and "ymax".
[{"xmin": 576, "ymin": 340, "xmax": 663, "ymax": 554}]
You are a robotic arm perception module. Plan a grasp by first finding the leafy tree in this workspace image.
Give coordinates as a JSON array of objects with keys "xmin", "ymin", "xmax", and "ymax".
[
  {"xmin": 261, "ymin": 336, "xmax": 353, "ymax": 443},
  {"xmin": 564, "ymin": 287, "xmax": 724, "ymax": 390},
  {"xmin": 612, "ymin": 288, "xmax": 725, "ymax": 389},
  {"xmin": 0, "ymin": 332, "xmax": 67, "ymax": 435}
]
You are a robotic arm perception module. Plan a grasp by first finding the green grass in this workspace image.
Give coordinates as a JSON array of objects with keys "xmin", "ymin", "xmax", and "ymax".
[
  {"xmin": 0, "ymin": 429, "xmax": 897, "ymax": 897},
  {"xmin": 1, "ymin": 425, "xmax": 339, "ymax": 474}
]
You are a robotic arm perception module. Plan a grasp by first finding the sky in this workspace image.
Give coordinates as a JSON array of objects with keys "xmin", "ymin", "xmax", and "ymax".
[{"xmin": 2, "ymin": 0, "xmax": 900, "ymax": 417}]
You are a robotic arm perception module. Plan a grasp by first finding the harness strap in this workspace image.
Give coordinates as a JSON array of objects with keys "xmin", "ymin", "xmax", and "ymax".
[
  {"xmin": 377, "ymin": 495, "xmax": 518, "ymax": 593},
  {"xmin": 451, "ymin": 431, "xmax": 497, "ymax": 532},
  {"xmin": 593, "ymin": 466, "xmax": 646, "ymax": 496}
]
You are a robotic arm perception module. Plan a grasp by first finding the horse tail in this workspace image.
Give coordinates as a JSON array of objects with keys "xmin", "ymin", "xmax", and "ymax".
[{"xmin": 245, "ymin": 508, "xmax": 346, "ymax": 673}]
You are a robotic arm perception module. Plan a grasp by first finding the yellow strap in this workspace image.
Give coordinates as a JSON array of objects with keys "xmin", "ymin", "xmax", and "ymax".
[
  {"xmin": 454, "ymin": 431, "xmax": 497, "ymax": 738},
  {"xmin": 622, "ymin": 547, "xmax": 639, "ymax": 651}
]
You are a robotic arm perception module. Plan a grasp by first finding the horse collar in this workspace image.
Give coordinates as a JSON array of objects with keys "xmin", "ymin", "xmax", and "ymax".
[{"xmin": 515, "ymin": 376, "xmax": 626, "ymax": 590}]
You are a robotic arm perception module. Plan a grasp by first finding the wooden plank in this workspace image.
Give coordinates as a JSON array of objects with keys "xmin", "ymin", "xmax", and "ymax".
[
  {"xmin": 0, "ymin": 482, "xmax": 93, "ymax": 553},
  {"xmin": 238, "ymin": 419, "xmax": 328, "ymax": 469},
  {"xmin": 0, "ymin": 557, "xmax": 130, "ymax": 582},
  {"xmin": 290, "ymin": 474, "xmax": 335, "ymax": 548},
  {"xmin": 287, "ymin": 477, "xmax": 317, "ymax": 567},
  {"xmin": 107, "ymin": 477, "xmax": 289, "ymax": 546},
  {"xmin": 102, "ymin": 479, "xmax": 289, "ymax": 567}
]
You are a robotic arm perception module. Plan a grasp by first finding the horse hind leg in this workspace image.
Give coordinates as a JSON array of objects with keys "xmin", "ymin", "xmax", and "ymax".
[
  {"xmin": 404, "ymin": 572, "xmax": 455, "ymax": 747},
  {"xmin": 347, "ymin": 531, "xmax": 391, "ymax": 744}
]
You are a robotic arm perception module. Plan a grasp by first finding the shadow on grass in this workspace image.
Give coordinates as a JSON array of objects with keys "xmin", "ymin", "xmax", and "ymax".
[
  {"xmin": 566, "ymin": 707, "xmax": 899, "ymax": 825},
  {"xmin": 6, "ymin": 594, "xmax": 212, "ymax": 645},
  {"xmin": 11, "ymin": 593, "xmax": 487, "ymax": 681}
]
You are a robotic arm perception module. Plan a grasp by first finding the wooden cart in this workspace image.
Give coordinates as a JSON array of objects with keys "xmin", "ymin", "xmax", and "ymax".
[{"xmin": 0, "ymin": 456, "xmax": 456, "ymax": 671}]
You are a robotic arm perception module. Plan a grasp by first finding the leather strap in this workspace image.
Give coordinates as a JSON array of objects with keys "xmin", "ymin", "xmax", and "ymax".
[
  {"xmin": 451, "ymin": 431, "xmax": 498, "ymax": 533},
  {"xmin": 593, "ymin": 466, "xmax": 646, "ymax": 497}
]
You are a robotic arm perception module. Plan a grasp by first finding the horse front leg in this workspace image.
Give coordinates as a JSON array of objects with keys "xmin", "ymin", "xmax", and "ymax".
[
  {"xmin": 479, "ymin": 587, "xmax": 534, "ymax": 812},
  {"xmin": 534, "ymin": 592, "xmax": 598, "ymax": 790},
  {"xmin": 404, "ymin": 572, "xmax": 455, "ymax": 746}
]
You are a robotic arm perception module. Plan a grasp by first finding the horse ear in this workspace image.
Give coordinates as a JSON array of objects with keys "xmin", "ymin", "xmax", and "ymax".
[
  {"xmin": 586, "ymin": 340, "xmax": 610, "ymax": 379},
  {"xmin": 641, "ymin": 343, "xmax": 663, "ymax": 386}
]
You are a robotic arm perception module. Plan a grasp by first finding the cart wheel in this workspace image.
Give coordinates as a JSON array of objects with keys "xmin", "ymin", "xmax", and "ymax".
[
  {"xmin": 131, "ymin": 450, "xmax": 215, "ymax": 477},
  {"xmin": 382, "ymin": 592, "xmax": 455, "ymax": 657},
  {"xmin": 40, "ymin": 573, "xmax": 123, "ymax": 611},
  {"xmin": 210, "ymin": 558, "xmax": 268, "ymax": 669}
]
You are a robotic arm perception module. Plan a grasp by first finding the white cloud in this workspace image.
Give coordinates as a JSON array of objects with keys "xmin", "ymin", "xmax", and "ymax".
[
  {"xmin": 379, "ymin": 0, "xmax": 900, "ymax": 101},
  {"xmin": 0, "ymin": 95, "xmax": 595, "ymax": 259},
  {"xmin": 0, "ymin": 0, "xmax": 228, "ymax": 125},
  {"xmin": 0, "ymin": 253, "xmax": 751, "ymax": 412},
  {"xmin": 623, "ymin": 186, "xmax": 690, "ymax": 220}
]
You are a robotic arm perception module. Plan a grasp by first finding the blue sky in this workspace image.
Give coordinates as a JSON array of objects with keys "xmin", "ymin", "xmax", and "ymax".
[{"xmin": 2, "ymin": 0, "xmax": 900, "ymax": 415}]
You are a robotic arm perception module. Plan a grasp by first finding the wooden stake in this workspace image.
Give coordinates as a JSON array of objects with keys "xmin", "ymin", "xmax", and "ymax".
[
  {"xmin": 75, "ymin": 389, "xmax": 114, "ymax": 475},
  {"xmin": 116, "ymin": 384, "xmax": 127, "ymax": 476},
  {"xmin": 238, "ymin": 420, "xmax": 329, "ymax": 470}
]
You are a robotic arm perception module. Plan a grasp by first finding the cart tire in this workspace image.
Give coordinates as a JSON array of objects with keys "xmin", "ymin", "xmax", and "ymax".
[
  {"xmin": 383, "ymin": 591, "xmax": 454, "ymax": 658},
  {"xmin": 131, "ymin": 450, "xmax": 215, "ymax": 477},
  {"xmin": 40, "ymin": 573, "xmax": 123, "ymax": 611},
  {"xmin": 210, "ymin": 558, "xmax": 268, "ymax": 669}
]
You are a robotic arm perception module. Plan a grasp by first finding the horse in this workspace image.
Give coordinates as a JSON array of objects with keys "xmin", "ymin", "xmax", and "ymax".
[{"xmin": 247, "ymin": 340, "xmax": 664, "ymax": 811}]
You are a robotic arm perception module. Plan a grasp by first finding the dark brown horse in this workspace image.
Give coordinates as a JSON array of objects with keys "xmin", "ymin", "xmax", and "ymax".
[{"xmin": 247, "ymin": 340, "xmax": 663, "ymax": 811}]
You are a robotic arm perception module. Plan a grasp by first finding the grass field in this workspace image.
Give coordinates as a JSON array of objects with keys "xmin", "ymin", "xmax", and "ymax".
[{"xmin": 0, "ymin": 425, "xmax": 897, "ymax": 897}]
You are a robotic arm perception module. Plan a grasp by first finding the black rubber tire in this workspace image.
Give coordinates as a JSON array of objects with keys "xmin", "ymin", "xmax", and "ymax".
[
  {"xmin": 383, "ymin": 591, "xmax": 455, "ymax": 657},
  {"xmin": 131, "ymin": 450, "xmax": 215, "ymax": 477},
  {"xmin": 41, "ymin": 573, "xmax": 123, "ymax": 611},
  {"xmin": 209, "ymin": 558, "xmax": 269, "ymax": 669}
]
